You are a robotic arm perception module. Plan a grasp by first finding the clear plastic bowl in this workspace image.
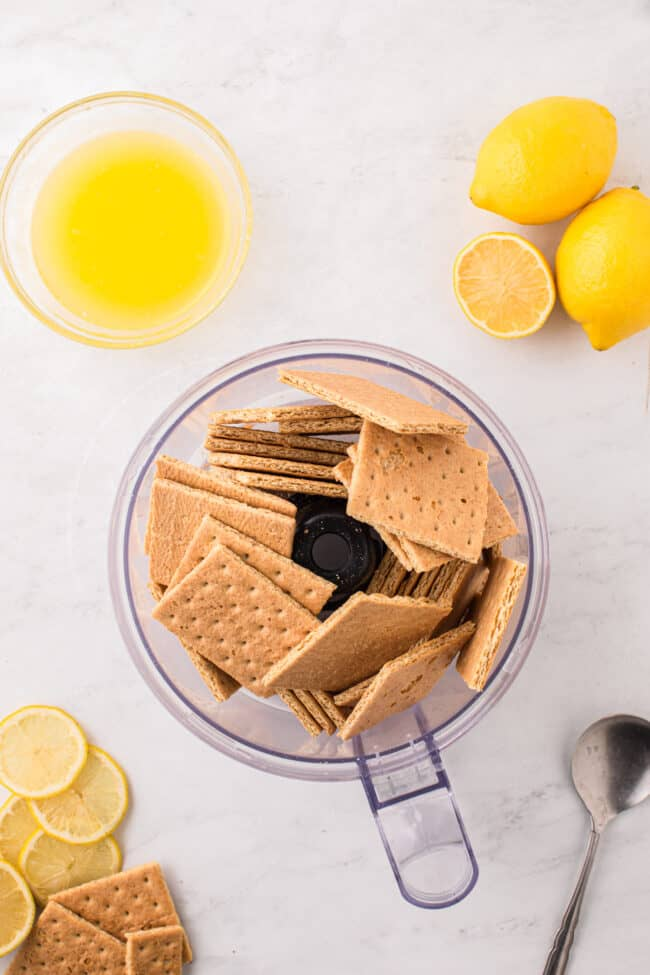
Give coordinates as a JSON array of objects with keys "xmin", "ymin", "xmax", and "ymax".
[
  {"xmin": 0, "ymin": 92, "xmax": 252, "ymax": 348},
  {"xmin": 109, "ymin": 339, "xmax": 549, "ymax": 907}
]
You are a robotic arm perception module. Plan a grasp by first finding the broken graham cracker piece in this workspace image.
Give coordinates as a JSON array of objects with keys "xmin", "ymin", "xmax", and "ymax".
[
  {"xmin": 154, "ymin": 545, "xmax": 318, "ymax": 696},
  {"xmin": 156, "ymin": 454, "xmax": 295, "ymax": 517},
  {"xmin": 262, "ymin": 592, "xmax": 452, "ymax": 692},
  {"xmin": 209, "ymin": 468, "xmax": 347, "ymax": 497},
  {"xmin": 147, "ymin": 478, "xmax": 295, "ymax": 586},
  {"xmin": 7, "ymin": 901, "xmax": 127, "ymax": 975},
  {"xmin": 399, "ymin": 538, "xmax": 452, "ymax": 572},
  {"xmin": 278, "ymin": 415, "xmax": 363, "ymax": 435},
  {"xmin": 208, "ymin": 451, "xmax": 340, "ymax": 481},
  {"xmin": 206, "ymin": 423, "xmax": 351, "ymax": 455},
  {"xmin": 51, "ymin": 862, "xmax": 191, "ymax": 962},
  {"xmin": 169, "ymin": 515, "xmax": 335, "ymax": 613},
  {"xmin": 457, "ymin": 557, "xmax": 527, "ymax": 692},
  {"xmin": 205, "ymin": 437, "xmax": 343, "ymax": 466},
  {"xmin": 332, "ymin": 457, "xmax": 354, "ymax": 487},
  {"xmin": 279, "ymin": 691, "xmax": 322, "ymax": 736},
  {"xmin": 126, "ymin": 926, "xmax": 184, "ymax": 975},
  {"xmin": 347, "ymin": 422, "xmax": 489, "ymax": 561},
  {"xmin": 483, "ymin": 482, "xmax": 518, "ymax": 549},
  {"xmin": 339, "ymin": 622, "xmax": 476, "ymax": 740},
  {"xmin": 294, "ymin": 690, "xmax": 336, "ymax": 735},
  {"xmin": 209, "ymin": 403, "xmax": 355, "ymax": 424},
  {"xmin": 279, "ymin": 368, "xmax": 468, "ymax": 437},
  {"xmin": 334, "ymin": 677, "xmax": 373, "ymax": 708}
]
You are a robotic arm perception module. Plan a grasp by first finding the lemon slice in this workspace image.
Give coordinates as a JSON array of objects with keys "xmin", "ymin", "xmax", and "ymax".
[
  {"xmin": 19, "ymin": 830, "xmax": 121, "ymax": 905},
  {"xmin": 29, "ymin": 746, "xmax": 128, "ymax": 845},
  {"xmin": 453, "ymin": 232, "xmax": 556, "ymax": 338},
  {"xmin": 0, "ymin": 858, "xmax": 36, "ymax": 957},
  {"xmin": 0, "ymin": 706, "xmax": 87, "ymax": 799},
  {"xmin": 0, "ymin": 796, "xmax": 38, "ymax": 867}
]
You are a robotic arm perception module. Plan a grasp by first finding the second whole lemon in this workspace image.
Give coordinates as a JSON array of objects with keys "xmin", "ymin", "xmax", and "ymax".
[
  {"xmin": 471, "ymin": 96, "xmax": 617, "ymax": 224},
  {"xmin": 556, "ymin": 187, "xmax": 650, "ymax": 349}
]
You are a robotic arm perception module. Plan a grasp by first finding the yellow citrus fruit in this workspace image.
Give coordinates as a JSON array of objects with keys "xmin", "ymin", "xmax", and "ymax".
[
  {"xmin": 453, "ymin": 232, "xmax": 555, "ymax": 338},
  {"xmin": 29, "ymin": 746, "xmax": 128, "ymax": 845},
  {"xmin": 556, "ymin": 187, "xmax": 650, "ymax": 349},
  {"xmin": 0, "ymin": 796, "xmax": 38, "ymax": 868},
  {"xmin": 19, "ymin": 830, "xmax": 121, "ymax": 905},
  {"xmin": 0, "ymin": 706, "xmax": 87, "ymax": 799},
  {"xmin": 471, "ymin": 96, "xmax": 617, "ymax": 224},
  {"xmin": 0, "ymin": 858, "xmax": 35, "ymax": 957}
]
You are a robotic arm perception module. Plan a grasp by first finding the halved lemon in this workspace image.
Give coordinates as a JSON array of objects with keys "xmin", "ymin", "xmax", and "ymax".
[
  {"xmin": 19, "ymin": 830, "xmax": 121, "ymax": 905},
  {"xmin": 0, "ymin": 858, "xmax": 35, "ymax": 957},
  {"xmin": 0, "ymin": 706, "xmax": 87, "ymax": 799},
  {"xmin": 0, "ymin": 796, "xmax": 38, "ymax": 867},
  {"xmin": 30, "ymin": 746, "xmax": 128, "ymax": 845},
  {"xmin": 453, "ymin": 232, "xmax": 556, "ymax": 338}
]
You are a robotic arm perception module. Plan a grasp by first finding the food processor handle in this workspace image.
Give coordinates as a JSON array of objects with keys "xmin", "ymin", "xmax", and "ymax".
[
  {"xmin": 542, "ymin": 826, "xmax": 601, "ymax": 975},
  {"xmin": 358, "ymin": 734, "xmax": 478, "ymax": 908}
]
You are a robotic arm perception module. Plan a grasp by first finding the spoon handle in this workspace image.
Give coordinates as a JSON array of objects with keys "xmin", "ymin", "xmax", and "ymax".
[{"xmin": 542, "ymin": 827, "xmax": 601, "ymax": 975}]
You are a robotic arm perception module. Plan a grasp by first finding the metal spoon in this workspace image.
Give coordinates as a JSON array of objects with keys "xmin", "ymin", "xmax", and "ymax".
[{"xmin": 543, "ymin": 714, "xmax": 650, "ymax": 974}]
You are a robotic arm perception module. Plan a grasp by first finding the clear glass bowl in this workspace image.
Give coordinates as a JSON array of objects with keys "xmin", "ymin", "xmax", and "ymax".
[
  {"xmin": 0, "ymin": 92, "xmax": 252, "ymax": 348},
  {"xmin": 109, "ymin": 339, "xmax": 549, "ymax": 907}
]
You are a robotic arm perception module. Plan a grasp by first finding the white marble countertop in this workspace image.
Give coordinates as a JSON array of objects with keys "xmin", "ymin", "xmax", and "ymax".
[{"xmin": 1, "ymin": 2, "xmax": 649, "ymax": 972}]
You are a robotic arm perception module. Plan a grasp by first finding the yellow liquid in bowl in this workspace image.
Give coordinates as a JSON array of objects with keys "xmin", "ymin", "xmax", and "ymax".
[{"xmin": 31, "ymin": 130, "xmax": 230, "ymax": 332}]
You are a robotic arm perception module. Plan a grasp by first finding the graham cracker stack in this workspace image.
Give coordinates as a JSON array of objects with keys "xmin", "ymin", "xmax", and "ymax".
[
  {"xmin": 207, "ymin": 468, "xmax": 347, "ymax": 497},
  {"xmin": 279, "ymin": 690, "xmax": 322, "ymax": 737},
  {"xmin": 206, "ymin": 423, "xmax": 351, "ymax": 455},
  {"xmin": 205, "ymin": 438, "xmax": 343, "ymax": 466}
]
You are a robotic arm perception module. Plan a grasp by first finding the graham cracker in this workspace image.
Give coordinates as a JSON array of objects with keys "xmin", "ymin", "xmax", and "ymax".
[
  {"xmin": 411, "ymin": 568, "xmax": 444, "ymax": 599},
  {"xmin": 147, "ymin": 478, "xmax": 295, "ymax": 586},
  {"xmin": 429, "ymin": 559, "xmax": 475, "ymax": 605},
  {"xmin": 169, "ymin": 515, "xmax": 334, "ymax": 614},
  {"xmin": 294, "ymin": 690, "xmax": 336, "ymax": 735},
  {"xmin": 379, "ymin": 530, "xmax": 414, "ymax": 570},
  {"xmin": 209, "ymin": 404, "xmax": 354, "ymax": 424},
  {"xmin": 339, "ymin": 622, "xmax": 477, "ymax": 740},
  {"xmin": 397, "ymin": 572, "xmax": 420, "ymax": 597},
  {"xmin": 205, "ymin": 437, "xmax": 342, "ymax": 466},
  {"xmin": 126, "ymin": 926, "xmax": 184, "ymax": 975},
  {"xmin": 52, "ymin": 862, "xmax": 191, "ymax": 962},
  {"xmin": 486, "ymin": 541, "xmax": 503, "ymax": 563},
  {"xmin": 155, "ymin": 454, "xmax": 295, "ymax": 516},
  {"xmin": 457, "ymin": 557, "xmax": 527, "ymax": 691},
  {"xmin": 262, "ymin": 592, "xmax": 452, "ymax": 692},
  {"xmin": 278, "ymin": 416, "xmax": 363, "ymax": 435},
  {"xmin": 310, "ymin": 691, "xmax": 350, "ymax": 730},
  {"xmin": 380, "ymin": 555, "xmax": 409, "ymax": 596},
  {"xmin": 347, "ymin": 422, "xmax": 489, "ymax": 561},
  {"xmin": 185, "ymin": 645, "xmax": 241, "ymax": 701},
  {"xmin": 279, "ymin": 691, "xmax": 322, "ymax": 736},
  {"xmin": 333, "ymin": 678, "xmax": 373, "ymax": 708},
  {"xmin": 208, "ymin": 451, "xmax": 339, "ymax": 481},
  {"xmin": 7, "ymin": 901, "xmax": 127, "ymax": 975},
  {"xmin": 279, "ymin": 369, "xmax": 468, "ymax": 437},
  {"xmin": 206, "ymin": 423, "xmax": 351, "ymax": 455},
  {"xmin": 153, "ymin": 545, "xmax": 318, "ymax": 695},
  {"xmin": 347, "ymin": 443, "xmax": 358, "ymax": 461},
  {"xmin": 209, "ymin": 468, "xmax": 347, "ymax": 497},
  {"xmin": 483, "ymin": 482, "xmax": 518, "ymax": 549}
]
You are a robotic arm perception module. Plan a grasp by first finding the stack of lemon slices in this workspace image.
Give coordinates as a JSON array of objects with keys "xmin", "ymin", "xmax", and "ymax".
[{"xmin": 0, "ymin": 705, "xmax": 128, "ymax": 957}]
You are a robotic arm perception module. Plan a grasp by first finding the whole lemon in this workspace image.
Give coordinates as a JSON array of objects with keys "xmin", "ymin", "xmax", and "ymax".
[
  {"xmin": 471, "ymin": 96, "xmax": 617, "ymax": 224},
  {"xmin": 556, "ymin": 187, "xmax": 650, "ymax": 350}
]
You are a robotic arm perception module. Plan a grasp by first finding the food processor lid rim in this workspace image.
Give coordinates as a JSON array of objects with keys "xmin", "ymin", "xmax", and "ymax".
[{"xmin": 110, "ymin": 339, "xmax": 549, "ymax": 774}]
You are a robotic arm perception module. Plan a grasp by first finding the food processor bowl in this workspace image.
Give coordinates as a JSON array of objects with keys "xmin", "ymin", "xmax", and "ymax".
[{"xmin": 109, "ymin": 339, "xmax": 549, "ymax": 908}]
